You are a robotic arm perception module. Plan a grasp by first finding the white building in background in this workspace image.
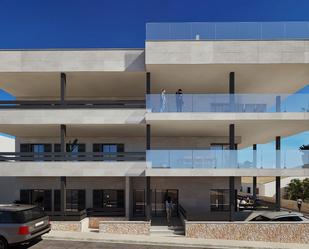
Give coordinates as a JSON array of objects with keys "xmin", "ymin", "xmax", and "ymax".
[
  {"xmin": 0, "ymin": 22, "xmax": 308, "ymax": 224},
  {"xmin": 0, "ymin": 135, "xmax": 15, "ymax": 152},
  {"xmin": 242, "ymin": 177, "xmax": 307, "ymax": 198}
]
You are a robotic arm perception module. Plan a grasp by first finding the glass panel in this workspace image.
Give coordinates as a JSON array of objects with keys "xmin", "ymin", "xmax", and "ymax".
[
  {"xmin": 147, "ymin": 94, "xmax": 309, "ymax": 113},
  {"xmin": 147, "ymin": 149, "xmax": 308, "ymax": 169},
  {"xmin": 146, "ymin": 22, "xmax": 309, "ymax": 41}
]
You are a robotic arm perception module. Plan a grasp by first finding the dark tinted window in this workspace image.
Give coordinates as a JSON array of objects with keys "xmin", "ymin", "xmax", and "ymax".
[
  {"xmin": 250, "ymin": 215, "xmax": 271, "ymax": 221},
  {"xmin": 54, "ymin": 190, "xmax": 61, "ymax": 212},
  {"xmin": 93, "ymin": 190, "xmax": 124, "ymax": 209},
  {"xmin": 273, "ymin": 216, "xmax": 302, "ymax": 221}
]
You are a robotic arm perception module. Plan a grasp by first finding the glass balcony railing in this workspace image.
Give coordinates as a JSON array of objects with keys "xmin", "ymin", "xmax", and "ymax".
[
  {"xmin": 146, "ymin": 94, "xmax": 309, "ymax": 113},
  {"xmin": 146, "ymin": 22, "xmax": 309, "ymax": 41},
  {"xmin": 147, "ymin": 150, "xmax": 309, "ymax": 169}
]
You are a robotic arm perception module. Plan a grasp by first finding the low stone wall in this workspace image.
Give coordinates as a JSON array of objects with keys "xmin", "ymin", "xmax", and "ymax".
[
  {"xmin": 89, "ymin": 217, "xmax": 127, "ymax": 229},
  {"xmin": 99, "ymin": 221, "xmax": 150, "ymax": 235},
  {"xmin": 51, "ymin": 221, "xmax": 82, "ymax": 232},
  {"xmin": 185, "ymin": 221, "xmax": 309, "ymax": 244}
]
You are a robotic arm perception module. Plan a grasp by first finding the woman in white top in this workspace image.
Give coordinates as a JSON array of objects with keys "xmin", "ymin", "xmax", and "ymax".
[{"xmin": 160, "ymin": 89, "xmax": 167, "ymax": 112}]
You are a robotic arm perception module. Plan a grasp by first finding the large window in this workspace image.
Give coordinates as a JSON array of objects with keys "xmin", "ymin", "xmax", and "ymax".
[
  {"xmin": 93, "ymin": 144, "xmax": 124, "ymax": 161},
  {"xmin": 210, "ymin": 189, "xmax": 230, "ymax": 211},
  {"xmin": 20, "ymin": 144, "xmax": 52, "ymax": 161},
  {"xmin": 20, "ymin": 189, "xmax": 52, "ymax": 211},
  {"xmin": 66, "ymin": 189, "xmax": 86, "ymax": 211},
  {"xmin": 93, "ymin": 190, "xmax": 124, "ymax": 209}
]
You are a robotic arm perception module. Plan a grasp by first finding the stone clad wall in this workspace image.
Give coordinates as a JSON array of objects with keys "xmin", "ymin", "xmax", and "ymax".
[
  {"xmin": 99, "ymin": 221, "xmax": 150, "ymax": 235},
  {"xmin": 186, "ymin": 222, "xmax": 309, "ymax": 244},
  {"xmin": 51, "ymin": 221, "xmax": 82, "ymax": 232},
  {"xmin": 89, "ymin": 217, "xmax": 127, "ymax": 229}
]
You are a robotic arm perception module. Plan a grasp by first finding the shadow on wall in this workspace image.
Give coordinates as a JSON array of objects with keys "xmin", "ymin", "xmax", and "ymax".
[{"xmin": 125, "ymin": 52, "xmax": 145, "ymax": 72}]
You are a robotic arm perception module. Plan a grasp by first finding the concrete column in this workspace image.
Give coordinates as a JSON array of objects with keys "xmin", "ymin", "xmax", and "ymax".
[
  {"xmin": 146, "ymin": 124, "xmax": 151, "ymax": 150},
  {"xmin": 60, "ymin": 124, "xmax": 66, "ymax": 154},
  {"xmin": 229, "ymin": 176, "xmax": 235, "ymax": 221},
  {"xmin": 229, "ymin": 72, "xmax": 235, "ymax": 94},
  {"xmin": 275, "ymin": 176, "xmax": 281, "ymax": 211},
  {"xmin": 253, "ymin": 144, "xmax": 257, "ymax": 200},
  {"xmin": 229, "ymin": 72, "xmax": 235, "ymax": 111},
  {"xmin": 60, "ymin": 176, "xmax": 66, "ymax": 214},
  {"xmin": 125, "ymin": 177, "xmax": 132, "ymax": 220},
  {"xmin": 276, "ymin": 136, "xmax": 281, "ymax": 169},
  {"xmin": 146, "ymin": 72, "xmax": 151, "ymax": 95},
  {"xmin": 145, "ymin": 124, "xmax": 151, "ymax": 220},
  {"xmin": 61, "ymin": 72, "xmax": 66, "ymax": 104},
  {"xmin": 253, "ymin": 176, "xmax": 257, "ymax": 200},
  {"xmin": 146, "ymin": 177, "xmax": 151, "ymax": 221},
  {"xmin": 253, "ymin": 144, "xmax": 257, "ymax": 168},
  {"xmin": 229, "ymin": 124, "xmax": 235, "ymax": 150}
]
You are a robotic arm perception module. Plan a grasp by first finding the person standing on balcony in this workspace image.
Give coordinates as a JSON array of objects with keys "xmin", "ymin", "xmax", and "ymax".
[
  {"xmin": 160, "ymin": 89, "xmax": 167, "ymax": 112},
  {"xmin": 165, "ymin": 196, "xmax": 173, "ymax": 226},
  {"xmin": 176, "ymin": 89, "xmax": 183, "ymax": 112}
]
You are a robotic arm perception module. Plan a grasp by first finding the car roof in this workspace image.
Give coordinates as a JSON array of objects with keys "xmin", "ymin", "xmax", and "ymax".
[{"xmin": 0, "ymin": 204, "xmax": 36, "ymax": 212}]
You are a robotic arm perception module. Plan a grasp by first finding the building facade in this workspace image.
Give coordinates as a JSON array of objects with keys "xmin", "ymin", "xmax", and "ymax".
[{"xmin": 0, "ymin": 22, "xmax": 309, "ymax": 223}]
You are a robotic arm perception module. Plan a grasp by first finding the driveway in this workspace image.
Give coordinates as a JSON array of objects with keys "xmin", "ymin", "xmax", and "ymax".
[{"xmin": 12, "ymin": 239, "xmax": 201, "ymax": 249}]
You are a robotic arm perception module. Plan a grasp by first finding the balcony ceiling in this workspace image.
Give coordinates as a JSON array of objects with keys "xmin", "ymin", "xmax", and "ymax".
[
  {"xmin": 148, "ymin": 119, "xmax": 309, "ymax": 148},
  {"xmin": 0, "ymin": 124, "xmax": 145, "ymax": 137},
  {"xmin": 147, "ymin": 64, "xmax": 309, "ymax": 94},
  {"xmin": 0, "ymin": 72, "xmax": 145, "ymax": 99}
]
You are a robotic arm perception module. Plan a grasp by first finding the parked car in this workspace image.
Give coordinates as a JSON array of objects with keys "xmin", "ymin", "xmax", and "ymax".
[
  {"xmin": 0, "ymin": 204, "xmax": 50, "ymax": 249},
  {"xmin": 245, "ymin": 211, "xmax": 309, "ymax": 222}
]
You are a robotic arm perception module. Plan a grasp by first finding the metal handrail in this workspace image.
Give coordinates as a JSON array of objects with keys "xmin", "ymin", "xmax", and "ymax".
[
  {"xmin": 0, "ymin": 152, "xmax": 146, "ymax": 162},
  {"xmin": 0, "ymin": 100, "xmax": 146, "ymax": 109},
  {"xmin": 178, "ymin": 204, "xmax": 187, "ymax": 220}
]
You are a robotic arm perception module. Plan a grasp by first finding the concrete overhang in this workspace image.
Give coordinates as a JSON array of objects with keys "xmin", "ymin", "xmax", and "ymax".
[
  {"xmin": 0, "ymin": 49, "xmax": 145, "ymax": 73},
  {"xmin": 0, "ymin": 162, "xmax": 146, "ymax": 177},
  {"xmin": 146, "ymin": 168, "xmax": 309, "ymax": 177},
  {"xmin": 0, "ymin": 109, "xmax": 146, "ymax": 125},
  {"xmin": 145, "ymin": 41, "xmax": 309, "ymax": 93},
  {"xmin": 146, "ymin": 40, "xmax": 309, "ymax": 65},
  {"xmin": 146, "ymin": 113, "xmax": 309, "ymax": 148}
]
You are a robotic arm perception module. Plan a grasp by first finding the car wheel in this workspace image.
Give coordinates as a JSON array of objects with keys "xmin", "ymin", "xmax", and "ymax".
[{"xmin": 0, "ymin": 237, "xmax": 7, "ymax": 249}]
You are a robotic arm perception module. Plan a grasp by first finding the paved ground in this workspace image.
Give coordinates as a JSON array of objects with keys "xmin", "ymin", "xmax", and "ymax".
[{"xmin": 11, "ymin": 239, "xmax": 202, "ymax": 249}]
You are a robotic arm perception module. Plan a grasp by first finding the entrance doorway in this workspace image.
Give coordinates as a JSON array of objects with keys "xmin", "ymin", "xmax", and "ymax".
[{"xmin": 151, "ymin": 189, "xmax": 178, "ymax": 217}]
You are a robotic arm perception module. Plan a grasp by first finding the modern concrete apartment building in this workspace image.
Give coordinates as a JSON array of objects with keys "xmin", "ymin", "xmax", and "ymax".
[{"xmin": 0, "ymin": 22, "xmax": 309, "ymax": 226}]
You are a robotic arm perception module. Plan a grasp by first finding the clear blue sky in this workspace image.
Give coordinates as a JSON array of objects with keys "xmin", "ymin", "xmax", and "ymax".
[
  {"xmin": 1, "ymin": 0, "xmax": 309, "ymax": 149},
  {"xmin": 1, "ymin": 0, "xmax": 309, "ymax": 49}
]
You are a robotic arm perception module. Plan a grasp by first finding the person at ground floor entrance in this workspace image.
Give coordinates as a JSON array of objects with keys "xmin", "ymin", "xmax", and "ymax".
[{"xmin": 165, "ymin": 196, "xmax": 173, "ymax": 226}]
